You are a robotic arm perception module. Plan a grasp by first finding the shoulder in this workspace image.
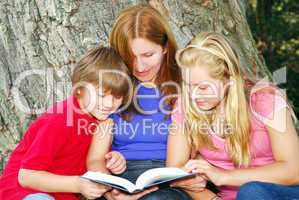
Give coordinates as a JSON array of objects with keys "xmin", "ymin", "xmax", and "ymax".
[
  {"xmin": 249, "ymin": 82, "xmax": 288, "ymax": 121},
  {"xmin": 34, "ymin": 97, "xmax": 75, "ymax": 130}
]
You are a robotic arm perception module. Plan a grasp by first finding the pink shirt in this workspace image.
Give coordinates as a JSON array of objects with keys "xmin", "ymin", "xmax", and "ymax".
[{"xmin": 171, "ymin": 87, "xmax": 288, "ymax": 200}]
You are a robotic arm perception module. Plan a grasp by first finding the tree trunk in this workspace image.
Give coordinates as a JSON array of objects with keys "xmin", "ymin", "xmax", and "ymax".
[{"xmin": 0, "ymin": 0, "xmax": 271, "ymax": 172}]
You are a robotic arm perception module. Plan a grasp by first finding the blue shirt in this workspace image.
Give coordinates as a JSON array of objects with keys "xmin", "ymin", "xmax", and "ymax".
[{"xmin": 111, "ymin": 84, "xmax": 172, "ymax": 160}]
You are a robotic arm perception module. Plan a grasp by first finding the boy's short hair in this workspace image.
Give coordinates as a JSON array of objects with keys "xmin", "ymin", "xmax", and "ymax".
[{"xmin": 71, "ymin": 46, "xmax": 130, "ymax": 100}]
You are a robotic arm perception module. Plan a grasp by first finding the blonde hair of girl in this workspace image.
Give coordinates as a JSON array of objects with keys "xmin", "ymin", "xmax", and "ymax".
[{"xmin": 176, "ymin": 32, "xmax": 251, "ymax": 167}]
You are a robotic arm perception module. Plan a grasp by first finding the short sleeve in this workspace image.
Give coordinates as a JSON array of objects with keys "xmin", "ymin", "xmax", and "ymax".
[
  {"xmin": 20, "ymin": 117, "xmax": 69, "ymax": 171},
  {"xmin": 250, "ymin": 88, "xmax": 288, "ymax": 123},
  {"xmin": 171, "ymin": 96, "xmax": 185, "ymax": 126}
]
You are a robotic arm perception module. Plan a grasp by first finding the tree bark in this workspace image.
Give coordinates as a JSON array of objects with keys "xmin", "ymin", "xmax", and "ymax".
[{"xmin": 0, "ymin": 0, "xmax": 271, "ymax": 172}]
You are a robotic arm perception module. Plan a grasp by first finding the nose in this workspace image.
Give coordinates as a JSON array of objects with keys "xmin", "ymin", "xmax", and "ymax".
[
  {"xmin": 134, "ymin": 57, "xmax": 146, "ymax": 72},
  {"xmin": 103, "ymin": 95, "xmax": 113, "ymax": 109}
]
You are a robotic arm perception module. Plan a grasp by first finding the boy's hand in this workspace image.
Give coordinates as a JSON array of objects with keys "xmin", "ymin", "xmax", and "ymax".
[
  {"xmin": 79, "ymin": 177, "xmax": 111, "ymax": 199},
  {"xmin": 105, "ymin": 151, "xmax": 126, "ymax": 174}
]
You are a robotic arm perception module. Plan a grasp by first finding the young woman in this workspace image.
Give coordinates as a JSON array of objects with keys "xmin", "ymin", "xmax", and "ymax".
[
  {"xmin": 88, "ymin": 4, "xmax": 205, "ymax": 200},
  {"xmin": 0, "ymin": 47, "xmax": 129, "ymax": 200},
  {"xmin": 167, "ymin": 32, "xmax": 299, "ymax": 200}
]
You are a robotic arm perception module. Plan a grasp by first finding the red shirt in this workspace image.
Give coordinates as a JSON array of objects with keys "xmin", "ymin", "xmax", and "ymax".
[{"xmin": 0, "ymin": 96, "xmax": 99, "ymax": 200}]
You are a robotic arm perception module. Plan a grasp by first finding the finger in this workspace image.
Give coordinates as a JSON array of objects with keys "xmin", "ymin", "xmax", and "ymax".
[
  {"xmin": 111, "ymin": 189, "xmax": 121, "ymax": 196},
  {"xmin": 88, "ymin": 189, "xmax": 105, "ymax": 198},
  {"xmin": 178, "ymin": 183, "xmax": 206, "ymax": 191},
  {"xmin": 183, "ymin": 160, "xmax": 199, "ymax": 172},
  {"xmin": 170, "ymin": 175, "xmax": 198, "ymax": 187},
  {"xmin": 110, "ymin": 163, "xmax": 126, "ymax": 174},
  {"xmin": 171, "ymin": 175, "xmax": 205, "ymax": 187},
  {"xmin": 187, "ymin": 159, "xmax": 209, "ymax": 167},
  {"xmin": 105, "ymin": 152, "xmax": 112, "ymax": 160},
  {"xmin": 191, "ymin": 169, "xmax": 204, "ymax": 174},
  {"xmin": 109, "ymin": 158, "xmax": 125, "ymax": 170},
  {"xmin": 187, "ymin": 162, "xmax": 207, "ymax": 173},
  {"xmin": 183, "ymin": 186, "xmax": 205, "ymax": 192},
  {"xmin": 90, "ymin": 182, "xmax": 111, "ymax": 191},
  {"xmin": 195, "ymin": 175, "xmax": 205, "ymax": 182},
  {"xmin": 107, "ymin": 156, "xmax": 123, "ymax": 170},
  {"xmin": 170, "ymin": 178, "xmax": 192, "ymax": 187},
  {"xmin": 106, "ymin": 156, "xmax": 118, "ymax": 168}
]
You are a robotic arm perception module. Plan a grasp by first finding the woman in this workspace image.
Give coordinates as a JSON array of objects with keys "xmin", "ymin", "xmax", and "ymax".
[{"xmin": 88, "ymin": 4, "xmax": 205, "ymax": 200}]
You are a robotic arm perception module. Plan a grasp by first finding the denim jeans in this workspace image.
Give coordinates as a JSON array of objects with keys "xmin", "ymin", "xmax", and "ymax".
[
  {"xmin": 97, "ymin": 160, "xmax": 192, "ymax": 200},
  {"xmin": 23, "ymin": 193, "xmax": 55, "ymax": 200},
  {"xmin": 236, "ymin": 181, "xmax": 299, "ymax": 200}
]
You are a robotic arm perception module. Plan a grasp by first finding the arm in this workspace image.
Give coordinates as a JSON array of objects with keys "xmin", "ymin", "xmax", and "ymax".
[
  {"xmin": 166, "ymin": 122, "xmax": 191, "ymax": 168},
  {"xmin": 86, "ymin": 119, "xmax": 114, "ymax": 174},
  {"xmin": 221, "ymin": 108, "xmax": 299, "ymax": 186},
  {"xmin": 167, "ymin": 122, "xmax": 217, "ymax": 200},
  {"xmin": 187, "ymin": 108, "xmax": 299, "ymax": 187},
  {"xmin": 18, "ymin": 169, "xmax": 80, "ymax": 193},
  {"xmin": 18, "ymin": 169, "xmax": 109, "ymax": 199}
]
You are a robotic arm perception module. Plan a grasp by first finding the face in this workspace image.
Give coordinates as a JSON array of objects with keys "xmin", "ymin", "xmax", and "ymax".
[
  {"xmin": 130, "ymin": 38, "xmax": 166, "ymax": 83},
  {"xmin": 184, "ymin": 66, "xmax": 226, "ymax": 111},
  {"xmin": 78, "ymin": 86, "xmax": 123, "ymax": 120}
]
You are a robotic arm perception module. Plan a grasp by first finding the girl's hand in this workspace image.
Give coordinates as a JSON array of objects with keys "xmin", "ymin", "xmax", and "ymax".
[
  {"xmin": 170, "ymin": 174, "xmax": 207, "ymax": 192},
  {"xmin": 105, "ymin": 151, "xmax": 127, "ymax": 174},
  {"xmin": 184, "ymin": 159, "xmax": 228, "ymax": 186},
  {"xmin": 78, "ymin": 177, "xmax": 111, "ymax": 199},
  {"xmin": 104, "ymin": 187, "xmax": 158, "ymax": 200}
]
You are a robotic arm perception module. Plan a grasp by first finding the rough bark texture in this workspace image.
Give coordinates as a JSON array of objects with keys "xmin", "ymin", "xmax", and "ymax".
[{"xmin": 0, "ymin": 0, "xmax": 271, "ymax": 172}]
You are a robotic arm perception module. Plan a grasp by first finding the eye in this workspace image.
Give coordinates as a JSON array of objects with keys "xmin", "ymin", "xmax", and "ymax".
[
  {"xmin": 144, "ymin": 52, "xmax": 154, "ymax": 57},
  {"xmin": 199, "ymin": 86, "xmax": 208, "ymax": 90},
  {"xmin": 114, "ymin": 95, "xmax": 123, "ymax": 100}
]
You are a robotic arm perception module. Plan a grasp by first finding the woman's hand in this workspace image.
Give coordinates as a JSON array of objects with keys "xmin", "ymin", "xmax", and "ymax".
[
  {"xmin": 105, "ymin": 151, "xmax": 126, "ymax": 174},
  {"xmin": 104, "ymin": 187, "xmax": 158, "ymax": 200},
  {"xmin": 184, "ymin": 159, "xmax": 228, "ymax": 186},
  {"xmin": 78, "ymin": 177, "xmax": 111, "ymax": 199}
]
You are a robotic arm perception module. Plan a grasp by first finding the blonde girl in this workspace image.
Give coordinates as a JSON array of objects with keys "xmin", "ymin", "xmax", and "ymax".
[{"xmin": 167, "ymin": 32, "xmax": 299, "ymax": 200}]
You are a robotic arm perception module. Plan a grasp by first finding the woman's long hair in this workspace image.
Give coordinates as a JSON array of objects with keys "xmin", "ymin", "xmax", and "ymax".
[{"xmin": 110, "ymin": 5, "xmax": 181, "ymax": 119}]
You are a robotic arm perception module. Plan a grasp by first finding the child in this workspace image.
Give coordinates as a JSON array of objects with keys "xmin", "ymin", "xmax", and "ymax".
[
  {"xmin": 0, "ymin": 47, "xmax": 130, "ymax": 200},
  {"xmin": 167, "ymin": 32, "xmax": 299, "ymax": 200}
]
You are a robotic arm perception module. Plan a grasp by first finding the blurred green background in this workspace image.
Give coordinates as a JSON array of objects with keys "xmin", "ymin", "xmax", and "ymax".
[{"xmin": 247, "ymin": 0, "xmax": 299, "ymax": 119}]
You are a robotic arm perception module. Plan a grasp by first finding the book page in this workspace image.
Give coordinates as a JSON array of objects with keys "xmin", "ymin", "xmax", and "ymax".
[
  {"xmin": 82, "ymin": 171, "xmax": 137, "ymax": 193},
  {"xmin": 135, "ymin": 167, "xmax": 191, "ymax": 189}
]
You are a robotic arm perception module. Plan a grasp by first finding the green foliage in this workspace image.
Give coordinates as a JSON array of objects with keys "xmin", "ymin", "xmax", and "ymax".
[{"xmin": 247, "ymin": 0, "xmax": 299, "ymax": 118}]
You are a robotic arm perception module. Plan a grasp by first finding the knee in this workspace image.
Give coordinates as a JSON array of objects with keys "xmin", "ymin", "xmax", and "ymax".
[{"xmin": 236, "ymin": 181, "xmax": 271, "ymax": 200}]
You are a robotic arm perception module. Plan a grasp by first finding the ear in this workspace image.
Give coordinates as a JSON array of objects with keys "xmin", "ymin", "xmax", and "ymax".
[
  {"xmin": 162, "ymin": 48, "xmax": 167, "ymax": 54},
  {"xmin": 162, "ymin": 42, "xmax": 168, "ymax": 54}
]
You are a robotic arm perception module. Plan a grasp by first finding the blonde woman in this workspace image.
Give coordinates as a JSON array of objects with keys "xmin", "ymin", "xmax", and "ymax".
[{"xmin": 167, "ymin": 32, "xmax": 299, "ymax": 200}]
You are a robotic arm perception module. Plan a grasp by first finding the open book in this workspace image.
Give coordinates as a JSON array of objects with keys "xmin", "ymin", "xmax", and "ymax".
[{"xmin": 82, "ymin": 167, "xmax": 195, "ymax": 194}]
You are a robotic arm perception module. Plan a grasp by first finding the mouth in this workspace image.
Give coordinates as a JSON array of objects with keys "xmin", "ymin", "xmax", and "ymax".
[
  {"xmin": 195, "ymin": 100, "xmax": 207, "ymax": 106},
  {"xmin": 135, "ymin": 68, "xmax": 151, "ymax": 77},
  {"xmin": 99, "ymin": 109, "xmax": 113, "ymax": 115}
]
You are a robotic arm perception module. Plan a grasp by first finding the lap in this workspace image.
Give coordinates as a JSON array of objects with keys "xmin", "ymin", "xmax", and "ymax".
[
  {"xmin": 236, "ymin": 181, "xmax": 299, "ymax": 200},
  {"xmin": 97, "ymin": 160, "xmax": 192, "ymax": 200}
]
